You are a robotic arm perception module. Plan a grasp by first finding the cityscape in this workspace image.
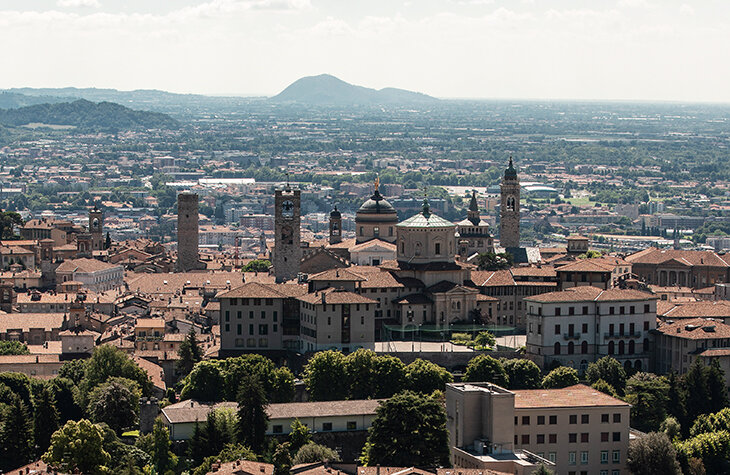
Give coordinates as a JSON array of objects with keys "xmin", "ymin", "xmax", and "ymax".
[{"xmin": 0, "ymin": 2, "xmax": 729, "ymax": 475}]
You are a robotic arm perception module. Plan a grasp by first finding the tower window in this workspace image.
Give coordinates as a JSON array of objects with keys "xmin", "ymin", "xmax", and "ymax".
[
  {"xmin": 506, "ymin": 196, "xmax": 515, "ymax": 211},
  {"xmin": 374, "ymin": 227, "xmax": 379, "ymax": 237},
  {"xmin": 435, "ymin": 243, "xmax": 441, "ymax": 255}
]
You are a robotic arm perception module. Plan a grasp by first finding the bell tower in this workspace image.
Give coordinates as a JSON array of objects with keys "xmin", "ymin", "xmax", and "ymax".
[
  {"xmin": 329, "ymin": 206, "xmax": 342, "ymax": 245},
  {"xmin": 89, "ymin": 206, "xmax": 103, "ymax": 251},
  {"xmin": 500, "ymin": 157, "xmax": 520, "ymax": 249},
  {"xmin": 273, "ymin": 184, "xmax": 301, "ymax": 283}
]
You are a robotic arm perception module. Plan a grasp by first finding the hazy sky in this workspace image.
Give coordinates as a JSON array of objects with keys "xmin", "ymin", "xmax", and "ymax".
[{"xmin": 2, "ymin": 0, "xmax": 729, "ymax": 101}]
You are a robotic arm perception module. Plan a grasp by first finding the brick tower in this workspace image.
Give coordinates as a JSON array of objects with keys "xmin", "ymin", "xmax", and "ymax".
[
  {"xmin": 176, "ymin": 193, "xmax": 202, "ymax": 272},
  {"xmin": 273, "ymin": 185, "xmax": 301, "ymax": 283},
  {"xmin": 89, "ymin": 206, "xmax": 104, "ymax": 251},
  {"xmin": 500, "ymin": 157, "xmax": 520, "ymax": 248}
]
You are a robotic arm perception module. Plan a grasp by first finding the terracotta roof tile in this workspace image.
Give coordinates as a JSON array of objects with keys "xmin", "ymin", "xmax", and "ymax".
[
  {"xmin": 513, "ymin": 384, "xmax": 629, "ymax": 409},
  {"xmin": 299, "ymin": 288, "xmax": 376, "ymax": 305},
  {"xmin": 661, "ymin": 301, "xmax": 730, "ymax": 319},
  {"xmin": 655, "ymin": 317, "xmax": 730, "ymax": 340}
]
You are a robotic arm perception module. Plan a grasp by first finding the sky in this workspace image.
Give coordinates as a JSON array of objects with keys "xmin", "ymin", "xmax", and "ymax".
[{"xmin": 1, "ymin": 0, "xmax": 729, "ymax": 102}]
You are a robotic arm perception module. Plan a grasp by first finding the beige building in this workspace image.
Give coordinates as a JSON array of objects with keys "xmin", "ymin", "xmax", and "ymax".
[
  {"xmin": 162, "ymin": 399, "xmax": 381, "ymax": 441},
  {"xmin": 653, "ymin": 317, "xmax": 730, "ymax": 377},
  {"xmin": 55, "ymin": 258, "xmax": 124, "ymax": 292},
  {"xmin": 526, "ymin": 286, "xmax": 657, "ymax": 373},
  {"xmin": 446, "ymin": 382, "xmax": 630, "ymax": 475}
]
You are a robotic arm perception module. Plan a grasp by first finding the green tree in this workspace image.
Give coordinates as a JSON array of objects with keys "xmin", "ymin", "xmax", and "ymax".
[
  {"xmin": 87, "ymin": 378, "xmax": 140, "ymax": 434},
  {"xmin": 361, "ymin": 391, "xmax": 449, "ymax": 467},
  {"xmin": 624, "ymin": 373, "xmax": 669, "ymax": 433},
  {"xmin": 473, "ymin": 331, "xmax": 496, "ymax": 349},
  {"xmin": 627, "ymin": 432, "xmax": 681, "ymax": 475},
  {"xmin": 82, "ymin": 345, "xmax": 152, "ymax": 397},
  {"xmin": 464, "ymin": 355, "xmax": 508, "ymax": 386},
  {"xmin": 304, "ymin": 350, "xmax": 350, "ymax": 401},
  {"xmin": 0, "ymin": 394, "xmax": 34, "ymax": 471},
  {"xmin": 476, "ymin": 252, "xmax": 514, "ymax": 271},
  {"xmin": 667, "ymin": 371, "xmax": 686, "ymax": 426},
  {"xmin": 58, "ymin": 358, "xmax": 87, "ymax": 384},
  {"xmin": 690, "ymin": 407, "xmax": 730, "ymax": 437},
  {"xmin": 176, "ymin": 329, "xmax": 203, "ymax": 377},
  {"xmin": 404, "ymin": 359, "xmax": 453, "ymax": 394},
  {"xmin": 502, "ymin": 358, "xmax": 541, "ymax": 389},
  {"xmin": 273, "ymin": 442, "xmax": 294, "ymax": 475},
  {"xmin": 188, "ymin": 420, "xmax": 208, "ymax": 467},
  {"xmin": 236, "ymin": 374, "xmax": 269, "ymax": 453},
  {"xmin": 676, "ymin": 430, "xmax": 730, "ymax": 474},
  {"xmin": 49, "ymin": 377, "xmax": 83, "ymax": 423},
  {"xmin": 704, "ymin": 358, "xmax": 728, "ymax": 413},
  {"xmin": 591, "ymin": 379, "xmax": 618, "ymax": 397},
  {"xmin": 243, "ymin": 259, "xmax": 271, "ymax": 272},
  {"xmin": 104, "ymin": 231, "xmax": 111, "ymax": 250},
  {"xmin": 180, "ymin": 361, "xmax": 225, "ymax": 401},
  {"xmin": 660, "ymin": 416, "xmax": 681, "ymax": 441},
  {"xmin": 151, "ymin": 417, "xmax": 177, "ymax": 474},
  {"xmin": 0, "ymin": 340, "xmax": 29, "ymax": 355},
  {"xmin": 34, "ymin": 384, "xmax": 60, "ymax": 455},
  {"xmin": 0, "ymin": 371, "xmax": 33, "ymax": 407},
  {"xmin": 585, "ymin": 356, "xmax": 627, "ymax": 395},
  {"xmin": 684, "ymin": 359, "xmax": 711, "ymax": 425},
  {"xmin": 370, "ymin": 354, "xmax": 407, "ymax": 398},
  {"xmin": 288, "ymin": 419, "xmax": 311, "ymax": 453},
  {"xmin": 43, "ymin": 419, "xmax": 111, "ymax": 474},
  {"xmin": 542, "ymin": 367, "xmax": 579, "ymax": 389},
  {"xmin": 0, "ymin": 210, "xmax": 23, "ymax": 239},
  {"xmin": 293, "ymin": 442, "xmax": 341, "ymax": 465}
]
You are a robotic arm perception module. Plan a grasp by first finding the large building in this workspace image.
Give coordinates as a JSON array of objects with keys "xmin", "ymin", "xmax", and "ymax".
[
  {"xmin": 446, "ymin": 382, "xmax": 630, "ymax": 475},
  {"xmin": 354, "ymin": 178, "xmax": 398, "ymax": 244},
  {"xmin": 626, "ymin": 248, "xmax": 729, "ymax": 288},
  {"xmin": 525, "ymin": 286, "xmax": 657, "ymax": 373},
  {"xmin": 456, "ymin": 191, "xmax": 494, "ymax": 260}
]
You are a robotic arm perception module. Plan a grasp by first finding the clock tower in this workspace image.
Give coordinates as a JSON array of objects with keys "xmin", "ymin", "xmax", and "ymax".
[
  {"xmin": 274, "ymin": 185, "xmax": 301, "ymax": 283},
  {"xmin": 500, "ymin": 156, "xmax": 521, "ymax": 249}
]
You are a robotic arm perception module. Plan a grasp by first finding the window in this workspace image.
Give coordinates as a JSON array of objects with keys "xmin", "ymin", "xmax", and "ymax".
[
  {"xmin": 570, "ymin": 415, "xmax": 578, "ymax": 424},
  {"xmin": 644, "ymin": 321, "xmax": 649, "ymax": 331},
  {"xmin": 537, "ymin": 434, "xmax": 545, "ymax": 444},
  {"xmin": 644, "ymin": 304, "xmax": 650, "ymax": 313},
  {"xmin": 582, "ymin": 306, "xmax": 589, "ymax": 315},
  {"xmin": 347, "ymin": 421, "xmax": 357, "ymax": 430},
  {"xmin": 612, "ymin": 450, "xmax": 621, "ymax": 463},
  {"xmin": 601, "ymin": 472, "xmax": 608, "ymax": 475},
  {"xmin": 609, "ymin": 307, "xmax": 615, "ymax": 315},
  {"xmin": 261, "ymin": 311, "xmax": 266, "ymax": 319},
  {"xmin": 569, "ymin": 307, "xmax": 575, "ymax": 315},
  {"xmin": 549, "ymin": 415, "xmax": 557, "ymax": 425},
  {"xmin": 522, "ymin": 416, "xmax": 530, "ymax": 425},
  {"xmin": 435, "ymin": 243, "xmax": 441, "ymax": 255},
  {"xmin": 581, "ymin": 433, "xmax": 589, "ymax": 443},
  {"xmin": 569, "ymin": 433, "xmax": 577, "ymax": 443},
  {"xmin": 249, "ymin": 311, "xmax": 254, "ymax": 319},
  {"xmin": 582, "ymin": 414, "xmax": 589, "ymax": 424},
  {"xmin": 259, "ymin": 324, "xmax": 268, "ymax": 335},
  {"xmin": 549, "ymin": 453, "xmax": 556, "ymax": 463},
  {"xmin": 612, "ymin": 471, "xmax": 620, "ymax": 475},
  {"xmin": 537, "ymin": 415, "xmax": 545, "ymax": 425},
  {"xmin": 602, "ymin": 414, "xmax": 609, "ymax": 423},
  {"xmin": 273, "ymin": 425, "xmax": 283, "ymax": 434},
  {"xmin": 549, "ymin": 434, "xmax": 557, "ymax": 443},
  {"xmin": 613, "ymin": 413, "xmax": 621, "ymax": 423},
  {"xmin": 225, "ymin": 311, "xmax": 230, "ymax": 322},
  {"xmin": 237, "ymin": 324, "xmax": 242, "ymax": 335},
  {"xmin": 522, "ymin": 434, "xmax": 530, "ymax": 444},
  {"xmin": 514, "ymin": 416, "xmax": 518, "ymax": 425},
  {"xmin": 569, "ymin": 451, "xmax": 576, "ymax": 465},
  {"xmin": 601, "ymin": 432, "xmax": 609, "ymax": 442},
  {"xmin": 555, "ymin": 308, "xmax": 562, "ymax": 316},
  {"xmin": 601, "ymin": 450, "xmax": 608, "ymax": 464},
  {"xmin": 581, "ymin": 451, "xmax": 589, "ymax": 464},
  {"xmin": 613, "ymin": 432, "xmax": 621, "ymax": 442},
  {"xmin": 582, "ymin": 323, "xmax": 588, "ymax": 333},
  {"xmin": 322, "ymin": 422, "xmax": 332, "ymax": 431},
  {"xmin": 273, "ymin": 311, "xmax": 278, "ymax": 322}
]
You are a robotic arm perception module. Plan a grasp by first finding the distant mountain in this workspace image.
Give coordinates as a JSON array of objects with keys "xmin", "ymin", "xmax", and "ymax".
[
  {"xmin": 0, "ymin": 92, "xmax": 70, "ymax": 109},
  {"xmin": 271, "ymin": 74, "xmax": 437, "ymax": 105},
  {"xmin": 0, "ymin": 99, "xmax": 179, "ymax": 130}
]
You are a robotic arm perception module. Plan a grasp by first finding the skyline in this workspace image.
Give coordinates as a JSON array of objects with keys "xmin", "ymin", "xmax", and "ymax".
[{"xmin": 1, "ymin": 0, "xmax": 729, "ymax": 102}]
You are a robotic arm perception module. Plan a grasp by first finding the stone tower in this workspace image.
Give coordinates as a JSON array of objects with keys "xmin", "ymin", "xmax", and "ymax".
[
  {"xmin": 176, "ymin": 193, "xmax": 202, "ymax": 272},
  {"xmin": 89, "ymin": 207, "xmax": 104, "ymax": 251},
  {"xmin": 76, "ymin": 233, "xmax": 92, "ymax": 258},
  {"xmin": 329, "ymin": 206, "xmax": 342, "ymax": 245},
  {"xmin": 467, "ymin": 190, "xmax": 480, "ymax": 225},
  {"xmin": 500, "ymin": 157, "xmax": 520, "ymax": 248},
  {"xmin": 274, "ymin": 186, "xmax": 301, "ymax": 283}
]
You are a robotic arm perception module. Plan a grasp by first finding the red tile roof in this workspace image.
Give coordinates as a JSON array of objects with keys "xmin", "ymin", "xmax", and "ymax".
[{"xmin": 513, "ymin": 384, "xmax": 629, "ymax": 409}]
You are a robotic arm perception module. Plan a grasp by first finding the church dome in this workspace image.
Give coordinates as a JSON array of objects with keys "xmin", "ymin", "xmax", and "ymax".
[{"xmin": 357, "ymin": 190, "xmax": 397, "ymax": 217}]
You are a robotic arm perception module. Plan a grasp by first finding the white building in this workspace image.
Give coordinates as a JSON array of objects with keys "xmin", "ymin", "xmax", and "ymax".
[
  {"xmin": 55, "ymin": 258, "xmax": 124, "ymax": 292},
  {"xmin": 525, "ymin": 286, "xmax": 657, "ymax": 373}
]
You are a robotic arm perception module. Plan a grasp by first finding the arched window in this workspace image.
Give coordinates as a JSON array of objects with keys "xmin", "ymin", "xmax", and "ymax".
[
  {"xmin": 581, "ymin": 341, "xmax": 588, "ymax": 354},
  {"xmin": 507, "ymin": 196, "xmax": 515, "ymax": 211},
  {"xmin": 456, "ymin": 301, "xmax": 461, "ymax": 310},
  {"xmin": 554, "ymin": 342, "xmax": 561, "ymax": 355},
  {"xmin": 618, "ymin": 340, "xmax": 625, "ymax": 355},
  {"xmin": 568, "ymin": 342, "xmax": 574, "ymax": 355},
  {"xmin": 624, "ymin": 360, "xmax": 632, "ymax": 372},
  {"xmin": 608, "ymin": 341, "xmax": 615, "ymax": 355},
  {"xmin": 629, "ymin": 340, "xmax": 635, "ymax": 354}
]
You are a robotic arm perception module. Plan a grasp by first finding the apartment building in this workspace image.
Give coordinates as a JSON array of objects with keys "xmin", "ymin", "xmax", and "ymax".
[
  {"xmin": 218, "ymin": 282, "xmax": 308, "ymax": 355},
  {"xmin": 446, "ymin": 382, "xmax": 630, "ymax": 475},
  {"xmin": 525, "ymin": 286, "xmax": 657, "ymax": 373},
  {"xmin": 653, "ymin": 317, "xmax": 730, "ymax": 376}
]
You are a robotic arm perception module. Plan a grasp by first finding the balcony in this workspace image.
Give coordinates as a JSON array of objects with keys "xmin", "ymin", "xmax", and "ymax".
[{"xmin": 563, "ymin": 333, "xmax": 581, "ymax": 340}]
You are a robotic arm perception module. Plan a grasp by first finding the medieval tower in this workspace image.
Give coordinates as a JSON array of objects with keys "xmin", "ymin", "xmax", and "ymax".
[
  {"xmin": 176, "ymin": 193, "xmax": 203, "ymax": 272},
  {"xmin": 329, "ymin": 206, "xmax": 342, "ymax": 245},
  {"xmin": 89, "ymin": 206, "xmax": 104, "ymax": 251},
  {"xmin": 500, "ymin": 157, "xmax": 520, "ymax": 248},
  {"xmin": 274, "ymin": 185, "xmax": 301, "ymax": 283}
]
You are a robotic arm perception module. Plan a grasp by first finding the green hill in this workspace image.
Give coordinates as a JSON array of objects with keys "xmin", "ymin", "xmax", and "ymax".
[{"xmin": 0, "ymin": 99, "xmax": 179, "ymax": 130}]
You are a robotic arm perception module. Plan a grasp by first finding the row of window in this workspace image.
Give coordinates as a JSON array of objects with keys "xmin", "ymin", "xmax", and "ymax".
[
  {"xmin": 234, "ymin": 323, "xmax": 274, "ymax": 336},
  {"xmin": 516, "ymin": 431, "xmax": 622, "ymax": 445},
  {"xmin": 534, "ymin": 304, "xmax": 651, "ymax": 316},
  {"xmin": 563, "ymin": 450, "xmax": 621, "ymax": 465},
  {"xmin": 228, "ymin": 298, "xmax": 275, "ymax": 306},
  {"xmin": 233, "ymin": 338, "xmax": 268, "ymax": 348},
  {"xmin": 516, "ymin": 413, "xmax": 621, "ymax": 425},
  {"xmin": 271, "ymin": 421, "xmax": 358, "ymax": 433},
  {"xmin": 225, "ymin": 310, "xmax": 278, "ymax": 322}
]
